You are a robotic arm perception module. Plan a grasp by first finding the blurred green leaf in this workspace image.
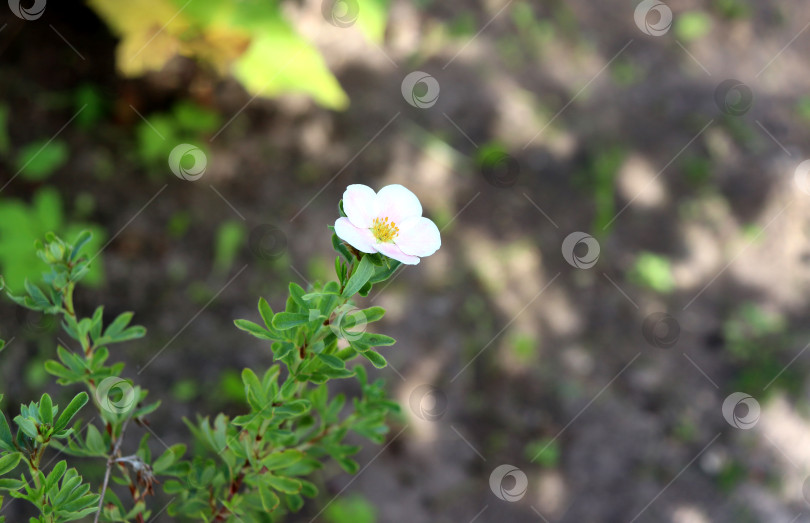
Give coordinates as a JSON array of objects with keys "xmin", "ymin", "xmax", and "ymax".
[
  {"xmin": 524, "ymin": 439, "xmax": 559, "ymax": 468},
  {"xmin": 354, "ymin": 0, "xmax": 389, "ymax": 43},
  {"xmin": 324, "ymin": 495, "xmax": 376, "ymax": 523},
  {"xmin": 675, "ymin": 11, "xmax": 713, "ymax": 42},
  {"xmin": 74, "ymin": 84, "xmax": 107, "ymax": 130},
  {"xmin": 234, "ymin": 29, "xmax": 349, "ymax": 110},
  {"xmin": 629, "ymin": 252, "xmax": 675, "ymax": 294},
  {"xmin": 214, "ymin": 221, "xmax": 246, "ymax": 273},
  {"xmin": 0, "ymin": 189, "xmax": 105, "ymax": 291},
  {"xmin": 15, "ymin": 139, "xmax": 69, "ymax": 181}
]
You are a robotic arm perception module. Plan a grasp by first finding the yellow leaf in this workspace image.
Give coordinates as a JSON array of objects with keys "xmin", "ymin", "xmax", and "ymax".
[{"xmin": 88, "ymin": 0, "xmax": 191, "ymax": 76}]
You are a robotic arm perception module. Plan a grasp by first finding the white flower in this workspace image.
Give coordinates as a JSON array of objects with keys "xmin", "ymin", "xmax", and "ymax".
[{"xmin": 334, "ymin": 184, "xmax": 441, "ymax": 265}]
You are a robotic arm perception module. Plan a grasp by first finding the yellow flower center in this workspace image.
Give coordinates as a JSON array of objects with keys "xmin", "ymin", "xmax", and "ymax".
[{"xmin": 371, "ymin": 217, "xmax": 399, "ymax": 243}]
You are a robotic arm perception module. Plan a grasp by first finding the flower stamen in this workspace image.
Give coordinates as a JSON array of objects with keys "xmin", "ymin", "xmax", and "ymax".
[{"xmin": 371, "ymin": 217, "xmax": 399, "ymax": 243}]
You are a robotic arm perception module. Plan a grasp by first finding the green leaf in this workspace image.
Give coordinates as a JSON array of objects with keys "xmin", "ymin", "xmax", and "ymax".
[
  {"xmin": 0, "ymin": 411, "xmax": 13, "ymax": 452},
  {"xmin": 39, "ymin": 393, "xmax": 53, "ymax": 426},
  {"xmin": 258, "ymin": 298, "xmax": 274, "ymax": 329},
  {"xmin": 70, "ymin": 230, "xmax": 93, "ymax": 261},
  {"xmin": 321, "ymin": 367, "xmax": 355, "ymax": 380},
  {"xmin": 104, "ymin": 311, "xmax": 133, "ymax": 339},
  {"xmin": 234, "ymin": 319, "xmax": 276, "ymax": 340},
  {"xmin": 55, "ymin": 392, "xmax": 88, "ymax": 432},
  {"xmin": 285, "ymin": 493, "xmax": 304, "ymax": 512},
  {"xmin": 357, "ymin": 332, "xmax": 396, "ymax": 348},
  {"xmin": 265, "ymin": 475, "xmax": 301, "ymax": 494},
  {"xmin": 259, "ymin": 485, "xmax": 280, "ymax": 511},
  {"xmin": 342, "ymin": 256, "xmax": 374, "ymax": 298},
  {"xmin": 275, "ymin": 400, "xmax": 310, "ymax": 418},
  {"xmin": 0, "ymin": 453, "xmax": 21, "ymax": 475},
  {"xmin": 272, "ymin": 312, "xmax": 309, "ymax": 330},
  {"xmin": 262, "ymin": 449, "xmax": 304, "ymax": 470},
  {"xmin": 152, "ymin": 444, "xmax": 186, "ymax": 474},
  {"xmin": 289, "ymin": 282, "xmax": 309, "ymax": 308},
  {"xmin": 299, "ymin": 479, "xmax": 318, "ymax": 498},
  {"xmin": 0, "ymin": 478, "xmax": 25, "ymax": 491},
  {"xmin": 241, "ymin": 368, "xmax": 264, "ymax": 404},
  {"xmin": 24, "ymin": 280, "xmax": 51, "ymax": 309},
  {"xmin": 45, "ymin": 460, "xmax": 67, "ymax": 491},
  {"xmin": 273, "ymin": 342, "xmax": 295, "ymax": 360},
  {"xmin": 316, "ymin": 354, "xmax": 345, "ymax": 370},
  {"xmin": 14, "ymin": 417, "xmax": 37, "ymax": 439},
  {"xmin": 85, "ymin": 425, "xmax": 105, "ymax": 454},
  {"xmin": 359, "ymin": 306, "xmax": 385, "ymax": 323},
  {"xmin": 370, "ymin": 259, "xmax": 401, "ymax": 283},
  {"xmin": 331, "ymin": 233, "xmax": 352, "ymax": 262},
  {"xmin": 111, "ymin": 325, "xmax": 146, "ymax": 342},
  {"xmin": 360, "ymin": 350, "xmax": 387, "ymax": 369},
  {"xmin": 337, "ymin": 457, "xmax": 360, "ymax": 474},
  {"xmin": 44, "ymin": 360, "xmax": 80, "ymax": 383}
]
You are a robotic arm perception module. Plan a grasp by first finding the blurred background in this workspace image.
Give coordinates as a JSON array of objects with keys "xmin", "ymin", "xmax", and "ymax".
[{"xmin": 1, "ymin": 0, "xmax": 810, "ymax": 521}]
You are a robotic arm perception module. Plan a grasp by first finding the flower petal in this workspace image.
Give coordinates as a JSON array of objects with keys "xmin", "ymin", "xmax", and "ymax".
[
  {"xmin": 395, "ymin": 217, "xmax": 441, "ymax": 257},
  {"xmin": 376, "ymin": 242, "xmax": 420, "ymax": 265},
  {"xmin": 375, "ymin": 184, "xmax": 422, "ymax": 225},
  {"xmin": 343, "ymin": 184, "xmax": 378, "ymax": 228},
  {"xmin": 334, "ymin": 218, "xmax": 377, "ymax": 253}
]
